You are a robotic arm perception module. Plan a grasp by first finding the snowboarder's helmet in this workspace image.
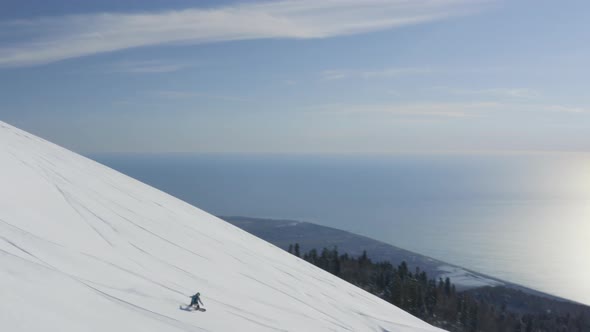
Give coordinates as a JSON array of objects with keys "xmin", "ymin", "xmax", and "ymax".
[{"xmin": 197, "ymin": 292, "xmax": 200, "ymax": 296}]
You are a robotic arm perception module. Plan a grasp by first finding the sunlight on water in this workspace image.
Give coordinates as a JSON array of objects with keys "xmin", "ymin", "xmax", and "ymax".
[{"xmin": 387, "ymin": 154, "xmax": 590, "ymax": 304}]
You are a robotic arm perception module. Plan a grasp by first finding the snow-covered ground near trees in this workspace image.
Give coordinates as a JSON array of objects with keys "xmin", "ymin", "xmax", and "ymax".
[
  {"xmin": 436, "ymin": 265, "xmax": 502, "ymax": 290},
  {"xmin": 0, "ymin": 121, "xmax": 444, "ymax": 331}
]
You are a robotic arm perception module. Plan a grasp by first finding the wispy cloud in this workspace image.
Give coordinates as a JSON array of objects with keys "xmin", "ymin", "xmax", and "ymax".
[
  {"xmin": 0, "ymin": 0, "xmax": 488, "ymax": 68},
  {"xmin": 309, "ymin": 101, "xmax": 590, "ymax": 119},
  {"xmin": 321, "ymin": 67, "xmax": 434, "ymax": 80},
  {"xmin": 321, "ymin": 66, "xmax": 509, "ymax": 81},
  {"xmin": 308, "ymin": 102, "xmax": 500, "ymax": 118},
  {"xmin": 110, "ymin": 60, "xmax": 192, "ymax": 73},
  {"xmin": 545, "ymin": 105, "xmax": 590, "ymax": 113},
  {"xmin": 444, "ymin": 87, "xmax": 541, "ymax": 99},
  {"xmin": 156, "ymin": 90, "xmax": 249, "ymax": 102}
]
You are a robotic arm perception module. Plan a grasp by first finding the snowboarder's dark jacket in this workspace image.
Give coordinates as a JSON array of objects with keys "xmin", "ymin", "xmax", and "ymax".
[{"xmin": 190, "ymin": 293, "xmax": 203, "ymax": 307}]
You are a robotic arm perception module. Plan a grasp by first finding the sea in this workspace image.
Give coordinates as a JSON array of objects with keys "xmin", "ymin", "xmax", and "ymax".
[{"xmin": 91, "ymin": 152, "xmax": 590, "ymax": 305}]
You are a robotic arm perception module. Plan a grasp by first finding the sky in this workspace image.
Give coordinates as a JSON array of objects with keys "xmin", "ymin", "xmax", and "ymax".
[{"xmin": 1, "ymin": 0, "xmax": 589, "ymax": 154}]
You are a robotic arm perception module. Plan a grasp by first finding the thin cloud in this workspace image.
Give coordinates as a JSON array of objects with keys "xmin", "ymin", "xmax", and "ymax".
[
  {"xmin": 446, "ymin": 87, "xmax": 541, "ymax": 99},
  {"xmin": 156, "ymin": 90, "xmax": 249, "ymax": 102},
  {"xmin": 545, "ymin": 105, "xmax": 589, "ymax": 114},
  {"xmin": 321, "ymin": 67, "xmax": 433, "ymax": 80},
  {"xmin": 321, "ymin": 66, "xmax": 506, "ymax": 81},
  {"xmin": 110, "ymin": 60, "xmax": 192, "ymax": 73},
  {"xmin": 0, "ymin": 0, "xmax": 489, "ymax": 68},
  {"xmin": 309, "ymin": 101, "xmax": 590, "ymax": 119},
  {"xmin": 309, "ymin": 102, "xmax": 500, "ymax": 118}
]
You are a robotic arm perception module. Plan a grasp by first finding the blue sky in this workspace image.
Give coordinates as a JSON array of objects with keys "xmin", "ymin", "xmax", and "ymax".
[{"xmin": 1, "ymin": 0, "xmax": 589, "ymax": 154}]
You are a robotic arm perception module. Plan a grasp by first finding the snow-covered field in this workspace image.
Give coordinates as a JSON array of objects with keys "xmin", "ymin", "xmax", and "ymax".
[{"xmin": 0, "ymin": 121, "xmax": 444, "ymax": 331}]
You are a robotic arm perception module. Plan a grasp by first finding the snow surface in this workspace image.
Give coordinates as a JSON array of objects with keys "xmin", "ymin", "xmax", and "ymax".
[
  {"xmin": 0, "ymin": 121, "xmax": 444, "ymax": 332},
  {"xmin": 437, "ymin": 265, "xmax": 502, "ymax": 290}
]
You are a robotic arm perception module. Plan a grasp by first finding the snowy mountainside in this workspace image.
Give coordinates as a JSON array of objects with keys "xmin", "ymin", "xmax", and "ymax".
[{"xmin": 0, "ymin": 121, "xmax": 444, "ymax": 331}]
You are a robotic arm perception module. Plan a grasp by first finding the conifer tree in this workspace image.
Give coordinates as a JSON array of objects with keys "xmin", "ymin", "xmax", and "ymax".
[{"xmin": 445, "ymin": 277, "xmax": 452, "ymax": 297}]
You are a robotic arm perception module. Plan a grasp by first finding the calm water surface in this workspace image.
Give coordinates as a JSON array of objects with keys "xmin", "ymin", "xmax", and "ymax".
[{"xmin": 92, "ymin": 153, "xmax": 590, "ymax": 305}]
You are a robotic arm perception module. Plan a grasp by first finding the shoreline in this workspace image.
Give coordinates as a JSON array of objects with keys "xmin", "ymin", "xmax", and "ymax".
[{"xmin": 221, "ymin": 215, "xmax": 584, "ymax": 306}]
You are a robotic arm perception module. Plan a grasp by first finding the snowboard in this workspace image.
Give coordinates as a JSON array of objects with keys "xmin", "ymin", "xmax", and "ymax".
[{"xmin": 180, "ymin": 305, "xmax": 206, "ymax": 312}]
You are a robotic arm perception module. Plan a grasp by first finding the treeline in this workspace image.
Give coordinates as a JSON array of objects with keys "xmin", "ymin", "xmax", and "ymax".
[{"xmin": 287, "ymin": 244, "xmax": 590, "ymax": 332}]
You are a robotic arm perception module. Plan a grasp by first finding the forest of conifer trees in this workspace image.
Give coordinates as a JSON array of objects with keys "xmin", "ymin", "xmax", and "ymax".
[{"xmin": 288, "ymin": 244, "xmax": 590, "ymax": 332}]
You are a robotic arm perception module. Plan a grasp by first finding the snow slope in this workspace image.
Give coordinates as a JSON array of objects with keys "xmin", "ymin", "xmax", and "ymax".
[{"xmin": 0, "ymin": 121, "xmax": 444, "ymax": 332}]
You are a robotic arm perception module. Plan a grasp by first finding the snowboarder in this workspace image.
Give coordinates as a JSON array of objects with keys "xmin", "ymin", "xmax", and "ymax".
[{"xmin": 188, "ymin": 292, "xmax": 204, "ymax": 309}]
